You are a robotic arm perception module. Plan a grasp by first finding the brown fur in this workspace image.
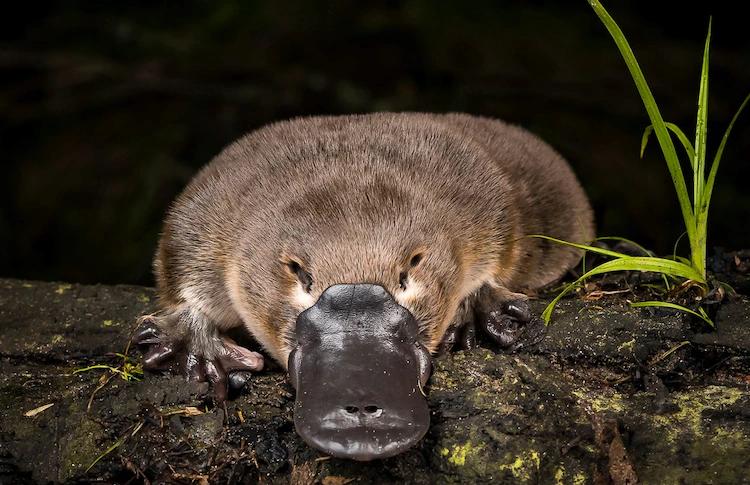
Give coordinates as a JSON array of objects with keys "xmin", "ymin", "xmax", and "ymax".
[{"xmin": 153, "ymin": 113, "xmax": 594, "ymax": 365}]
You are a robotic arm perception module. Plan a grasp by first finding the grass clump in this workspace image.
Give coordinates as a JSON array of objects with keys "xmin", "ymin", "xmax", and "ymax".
[
  {"xmin": 73, "ymin": 353, "xmax": 143, "ymax": 382},
  {"xmin": 72, "ymin": 323, "xmax": 145, "ymax": 411},
  {"xmin": 540, "ymin": 0, "xmax": 749, "ymax": 324}
]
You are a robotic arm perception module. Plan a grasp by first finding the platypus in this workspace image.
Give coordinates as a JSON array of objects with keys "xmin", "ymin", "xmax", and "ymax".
[{"xmin": 136, "ymin": 113, "xmax": 594, "ymax": 461}]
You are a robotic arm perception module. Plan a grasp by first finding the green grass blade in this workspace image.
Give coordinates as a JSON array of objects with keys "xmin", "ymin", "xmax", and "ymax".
[
  {"xmin": 630, "ymin": 300, "xmax": 714, "ymax": 327},
  {"xmin": 595, "ymin": 236, "xmax": 652, "ymax": 256},
  {"xmin": 529, "ymin": 234, "xmax": 629, "ymax": 259},
  {"xmin": 693, "ymin": 18, "xmax": 711, "ymax": 207},
  {"xmin": 664, "ymin": 254, "xmax": 693, "ymax": 266},
  {"xmin": 541, "ymin": 255, "xmax": 706, "ymax": 322},
  {"xmin": 592, "ymin": 236, "xmax": 672, "ymax": 288},
  {"xmin": 641, "ymin": 122, "xmax": 696, "ymax": 162},
  {"xmin": 703, "ymin": 92, "xmax": 750, "ymax": 213},
  {"xmin": 72, "ymin": 364, "xmax": 115, "ymax": 374},
  {"xmin": 541, "ymin": 279, "xmax": 581, "ymax": 323},
  {"xmin": 72, "ymin": 363, "xmax": 141, "ymax": 381},
  {"xmin": 588, "ymin": 0, "xmax": 695, "ymax": 243},
  {"xmin": 86, "ymin": 436, "xmax": 127, "ymax": 473},
  {"xmin": 578, "ymin": 256, "xmax": 705, "ymax": 282}
]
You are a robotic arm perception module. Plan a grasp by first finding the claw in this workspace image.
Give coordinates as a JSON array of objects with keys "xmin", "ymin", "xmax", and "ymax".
[
  {"xmin": 143, "ymin": 343, "xmax": 180, "ymax": 369},
  {"xmin": 186, "ymin": 353, "xmax": 207, "ymax": 382},
  {"xmin": 503, "ymin": 300, "xmax": 532, "ymax": 322},
  {"xmin": 439, "ymin": 325, "xmax": 458, "ymax": 354},
  {"xmin": 136, "ymin": 337, "xmax": 161, "ymax": 346},
  {"xmin": 459, "ymin": 321, "xmax": 477, "ymax": 350},
  {"xmin": 134, "ymin": 324, "xmax": 160, "ymax": 345},
  {"xmin": 205, "ymin": 360, "xmax": 228, "ymax": 402}
]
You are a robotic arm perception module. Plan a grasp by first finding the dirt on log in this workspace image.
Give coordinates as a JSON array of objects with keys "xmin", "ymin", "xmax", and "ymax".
[{"xmin": 1, "ymin": 278, "xmax": 749, "ymax": 484}]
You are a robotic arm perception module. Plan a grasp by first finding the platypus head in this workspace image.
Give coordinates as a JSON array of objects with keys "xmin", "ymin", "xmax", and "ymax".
[
  {"xmin": 234, "ymin": 178, "xmax": 484, "ymax": 460},
  {"xmin": 288, "ymin": 283, "xmax": 431, "ymax": 461},
  {"xmin": 276, "ymin": 208, "xmax": 465, "ymax": 460}
]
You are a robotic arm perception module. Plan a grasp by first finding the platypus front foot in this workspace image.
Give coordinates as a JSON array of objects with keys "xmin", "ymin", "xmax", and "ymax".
[
  {"xmin": 134, "ymin": 315, "xmax": 264, "ymax": 402},
  {"xmin": 442, "ymin": 286, "xmax": 547, "ymax": 352},
  {"xmin": 478, "ymin": 297, "xmax": 546, "ymax": 351}
]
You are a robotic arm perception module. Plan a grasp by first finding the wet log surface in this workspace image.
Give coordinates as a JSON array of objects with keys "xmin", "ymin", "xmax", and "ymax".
[{"xmin": 1, "ymin": 277, "xmax": 749, "ymax": 484}]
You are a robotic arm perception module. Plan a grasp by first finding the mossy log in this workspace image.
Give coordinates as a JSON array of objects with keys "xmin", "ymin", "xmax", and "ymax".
[{"xmin": 1, "ymin": 279, "xmax": 748, "ymax": 483}]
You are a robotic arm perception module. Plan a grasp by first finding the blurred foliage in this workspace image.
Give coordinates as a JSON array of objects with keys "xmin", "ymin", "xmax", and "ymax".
[{"xmin": 1, "ymin": 0, "xmax": 748, "ymax": 285}]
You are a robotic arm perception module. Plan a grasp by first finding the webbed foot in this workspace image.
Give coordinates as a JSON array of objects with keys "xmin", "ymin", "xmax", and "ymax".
[
  {"xmin": 440, "ymin": 286, "xmax": 547, "ymax": 352},
  {"xmin": 477, "ymin": 297, "xmax": 546, "ymax": 351},
  {"xmin": 135, "ymin": 316, "xmax": 264, "ymax": 402}
]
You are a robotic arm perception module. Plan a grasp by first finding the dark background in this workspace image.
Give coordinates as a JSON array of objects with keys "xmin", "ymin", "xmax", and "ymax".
[{"xmin": 1, "ymin": 1, "xmax": 748, "ymax": 286}]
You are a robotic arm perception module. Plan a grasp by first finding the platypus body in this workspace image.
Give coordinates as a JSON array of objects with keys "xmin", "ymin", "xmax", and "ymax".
[{"xmin": 137, "ymin": 113, "xmax": 594, "ymax": 460}]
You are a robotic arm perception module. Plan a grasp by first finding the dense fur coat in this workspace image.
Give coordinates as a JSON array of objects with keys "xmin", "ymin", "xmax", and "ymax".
[{"xmin": 153, "ymin": 113, "xmax": 594, "ymax": 366}]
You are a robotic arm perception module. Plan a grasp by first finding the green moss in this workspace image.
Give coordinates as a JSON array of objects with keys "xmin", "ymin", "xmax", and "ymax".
[
  {"xmin": 468, "ymin": 387, "xmax": 518, "ymax": 413},
  {"xmin": 59, "ymin": 417, "xmax": 105, "ymax": 479},
  {"xmin": 651, "ymin": 385, "xmax": 745, "ymax": 443},
  {"xmin": 572, "ymin": 388, "xmax": 626, "ymax": 413},
  {"xmin": 616, "ymin": 338, "xmax": 635, "ymax": 352},
  {"xmin": 514, "ymin": 360, "xmax": 540, "ymax": 379},
  {"xmin": 636, "ymin": 385, "xmax": 750, "ymax": 483},
  {"xmin": 710, "ymin": 426, "xmax": 747, "ymax": 448},
  {"xmin": 431, "ymin": 370, "xmax": 459, "ymax": 392},
  {"xmin": 553, "ymin": 465, "xmax": 591, "ymax": 485},
  {"xmin": 441, "ymin": 442, "xmax": 483, "ymax": 466},
  {"xmin": 554, "ymin": 466, "xmax": 565, "ymax": 484},
  {"xmin": 573, "ymin": 471, "xmax": 588, "ymax": 484},
  {"xmin": 497, "ymin": 449, "xmax": 541, "ymax": 482},
  {"xmin": 553, "ymin": 465, "xmax": 586, "ymax": 485},
  {"xmin": 55, "ymin": 284, "xmax": 72, "ymax": 295}
]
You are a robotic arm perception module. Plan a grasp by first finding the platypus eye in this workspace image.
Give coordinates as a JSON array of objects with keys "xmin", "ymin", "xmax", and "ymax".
[
  {"xmin": 410, "ymin": 254, "xmax": 423, "ymax": 267},
  {"xmin": 287, "ymin": 260, "xmax": 313, "ymax": 293}
]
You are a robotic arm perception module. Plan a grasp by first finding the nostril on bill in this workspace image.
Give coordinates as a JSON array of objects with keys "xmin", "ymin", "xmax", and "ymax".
[
  {"xmin": 364, "ymin": 405, "xmax": 383, "ymax": 417},
  {"xmin": 343, "ymin": 405, "xmax": 383, "ymax": 417}
]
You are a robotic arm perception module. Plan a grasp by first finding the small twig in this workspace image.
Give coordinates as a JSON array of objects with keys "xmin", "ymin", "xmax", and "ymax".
[
  {"xmin": 87, "ymin": 372, "xmax": 116, "ymax": 412},
  {"xmin": 86, "ymin": 420, "xmax": 144, "ymax": 473},
  {"xmin": 581, "ymin": 289, "xmax": 632, "ymax": 301},
  {"xmin": 650, "ymin": 341, "xmax": 691, "ymax": 365},
  {"xmin": 160, "ymin": 406, "xmax": 204, "ymax": 417}
]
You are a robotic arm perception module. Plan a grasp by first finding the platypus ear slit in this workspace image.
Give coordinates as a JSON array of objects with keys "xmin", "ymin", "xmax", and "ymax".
[{"xmin": 286, "ymin": 260, "xmax": 313, "ymax": 293}]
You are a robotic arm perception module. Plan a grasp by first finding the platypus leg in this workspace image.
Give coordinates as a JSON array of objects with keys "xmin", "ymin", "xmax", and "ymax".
[
  {"xmin": 439, "ymin": 295, "xmax": 480, "ymax": 353},
  {"xmin": 134, "ymin": 311, "xmax": 264, "ymax": 401},
  {"xmin": 474, "ymin": 285, "xmax": 547, "ymax": 351}
]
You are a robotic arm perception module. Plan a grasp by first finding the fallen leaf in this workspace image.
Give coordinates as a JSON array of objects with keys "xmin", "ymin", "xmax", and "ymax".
[
  {"xmin": 24, "ymin": 403, "xmax": 54, "ymax": 417},
  {"xmin": 161, "ymin": 406, "xmax": 204, "ymax": 417},
  {"xmin": 322, "ymin": 477, "xmax": 355, "ymax": 485}
]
